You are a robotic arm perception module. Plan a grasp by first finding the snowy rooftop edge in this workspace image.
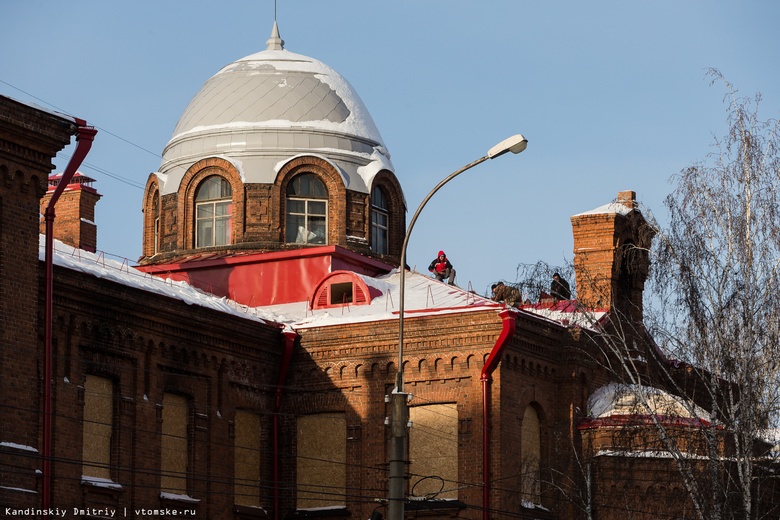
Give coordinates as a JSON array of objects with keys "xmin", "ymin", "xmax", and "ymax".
[{"xmin": 39, "ymin": 236, "xmax": 275, "ymax": 327}]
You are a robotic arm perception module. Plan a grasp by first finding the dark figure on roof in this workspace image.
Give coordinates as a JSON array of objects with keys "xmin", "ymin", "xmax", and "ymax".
[
  {"xmin": 550, "ymin": 272, "xmax": 571, "ymax": 301},
  {"xmin": 428, "ymin": 250, "xmax": 456, "ymax": 285},
  {"xmin": 491, "ymin": 282, "xmax": 521, "ymax": 307}
]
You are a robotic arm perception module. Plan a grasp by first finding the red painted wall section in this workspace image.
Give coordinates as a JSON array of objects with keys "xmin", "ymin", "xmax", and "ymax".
[{"xmin": 136, "ymin": 245, "xmax": 394, "ymax": 307}]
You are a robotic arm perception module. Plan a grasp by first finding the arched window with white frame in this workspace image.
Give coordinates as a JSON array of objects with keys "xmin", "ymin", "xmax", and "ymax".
[
  {"xmin": 286, "ymin": 173, "xmax": 328, "ymax": 244},
  {"xmin": 195, "ymin": 175, "xmax": 232, "ymax": 248}
]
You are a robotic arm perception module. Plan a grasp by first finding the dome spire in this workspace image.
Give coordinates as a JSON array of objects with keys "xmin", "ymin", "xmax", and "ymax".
[{"xmin": 266, "ymin": 21, "xmax": 284, "ymax": 51}]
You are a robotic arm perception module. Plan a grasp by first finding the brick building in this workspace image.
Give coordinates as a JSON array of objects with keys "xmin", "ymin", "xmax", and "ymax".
[{"xmin": 1, "ymin": 22, "xmax": 757, "ymax": 520}]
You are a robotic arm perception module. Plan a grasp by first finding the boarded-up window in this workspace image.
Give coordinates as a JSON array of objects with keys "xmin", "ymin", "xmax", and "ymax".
[
  {"xmin": 296, "ymin": 413, "xmax": 346, "ymax": 508},
  {"xmin": 409, "ymin": 404, "xmax": 458, "ymax": 499},
  {"xmin": 521, "ymin": 405, "xmax": 541, "ymax": 502},
  {"xmin": 234, "ymin": 411, "xmax": 261, "ymax": 506},
  {"xmin": 161, "ymin": 393, "xmax": 189, "ymax": 494},
  {"xmin": 82, "ymin": 375, "xmax": 113, "ymax": 479}
]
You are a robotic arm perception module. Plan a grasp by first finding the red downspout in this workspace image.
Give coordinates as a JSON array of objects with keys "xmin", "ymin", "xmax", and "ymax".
[
  {"xmin": 274, "ymin": 330, "xmax": 297, "ymax": 520},
  {"xmin": 480, "ymin": 310, "xmax": 516, "ymax": 520},
  {"xmin": 43, "ymin": 121, "xmax": 96, "ymax": 509}
]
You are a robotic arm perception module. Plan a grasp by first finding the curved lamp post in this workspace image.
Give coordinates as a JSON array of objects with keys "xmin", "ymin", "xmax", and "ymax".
[{"xmin": 388, "ymin": 134, "xmax": 528, "ymax": 520}]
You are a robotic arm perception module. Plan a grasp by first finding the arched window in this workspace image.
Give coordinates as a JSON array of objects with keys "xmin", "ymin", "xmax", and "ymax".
[
  {"xmin": 286, "ymin": 173, "xmax": 327, "ymax": 244},
  {"xmin": 371, "ymin": 186, "xmax": 389, "ymax": 254},
  {"xmin": 152, "ymin": 190, "xmax": 160, "ymax": 254},
  {"xmin": 195, "ymin": 176, "xmax": 232, "ymax": 248}
]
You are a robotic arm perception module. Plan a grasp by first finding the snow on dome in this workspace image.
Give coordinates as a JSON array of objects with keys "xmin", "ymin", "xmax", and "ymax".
[
  {"xmin": 158, "ymin": 23, "xmax": 394, "ymax": 197},
  {"xmin": 588, "ymin": 383, "xmax": 709, "ymax": 420}
]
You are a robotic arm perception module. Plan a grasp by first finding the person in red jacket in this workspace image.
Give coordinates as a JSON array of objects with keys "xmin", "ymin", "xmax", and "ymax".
[{"xmin": 428, "ymin": 250, "xmax": 456, "ymax": 285}]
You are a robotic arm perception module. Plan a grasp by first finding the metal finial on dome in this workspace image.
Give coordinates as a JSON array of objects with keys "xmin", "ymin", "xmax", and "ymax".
[{"xmin": 266, "ymin": 21, "xmax": 284, "ymax": 51}]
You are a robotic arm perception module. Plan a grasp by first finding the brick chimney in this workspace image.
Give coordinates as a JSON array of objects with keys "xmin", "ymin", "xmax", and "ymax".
[
  {"xmin": 40, "ymin": 172, "xmax": 102, "ymax": 252},
  {"xmin": 570, "ymin": 190, "xmax": 654, "ymax": 322}
]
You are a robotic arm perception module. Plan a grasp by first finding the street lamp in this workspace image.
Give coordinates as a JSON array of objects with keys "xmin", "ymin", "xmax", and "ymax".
[{"xmin": 388, "ymin": 134, "xmax": 528, "ymax": 520}]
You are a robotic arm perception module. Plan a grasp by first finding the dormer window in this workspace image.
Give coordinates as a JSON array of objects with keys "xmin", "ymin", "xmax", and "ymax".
[
  {"xmin": 311, "ymin": 271, "xmax": 379, "ymax": 309},
  {"xmin": 286, "ymin": 173, "xmax": 328, "ymax": 245},
  {"xmin": 195, "ymin": 175, "xmax": 232, "ymax": 248}
]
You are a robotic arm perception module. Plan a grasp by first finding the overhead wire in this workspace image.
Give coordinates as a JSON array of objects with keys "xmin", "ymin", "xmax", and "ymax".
[{"xmin": 1, "ymin": 78, "xmax": 158, "ymax": 191}]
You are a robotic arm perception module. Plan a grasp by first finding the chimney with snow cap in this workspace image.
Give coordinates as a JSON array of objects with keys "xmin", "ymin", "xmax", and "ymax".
[
  {"xmin": 40, "ymin": 171, "xmax": 102, "ymax": 252},
  {"xmin": 570, "ymin": 190, "xmax": 654, "ymax": 323}
]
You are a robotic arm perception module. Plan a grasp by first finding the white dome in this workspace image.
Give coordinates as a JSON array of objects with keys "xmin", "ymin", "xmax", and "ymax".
[{"xmin": 157, "ymin": 24, "xmax": 393, "ymax": 196}]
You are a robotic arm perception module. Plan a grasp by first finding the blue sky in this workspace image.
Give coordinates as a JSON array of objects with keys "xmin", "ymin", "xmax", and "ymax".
[{"xmin": 3, "ymin": 1, "xmax": 779, "ymax": 295}]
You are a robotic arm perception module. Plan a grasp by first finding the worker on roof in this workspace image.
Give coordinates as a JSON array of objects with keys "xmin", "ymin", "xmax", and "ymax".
[
  {"xmin": 550, "ymin": 272, "xmax": 571, "ymax": 301},
  {"xmin": 428, "ymin": 250, "xmax": 456, "ymax": 285},
  {"xmin": 491, "ymin": 281, "xmax": 521, "ymax": 307}
]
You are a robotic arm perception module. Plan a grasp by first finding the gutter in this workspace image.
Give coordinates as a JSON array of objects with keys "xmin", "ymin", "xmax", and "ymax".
[
  {"xmin": 42, "ymin": 121, "xmax": 96, "ymax": 509},
  {"xmin": 480, "ymin": 309, "xmax": 516, "ymax": 520},
  {"xmin": 274, "ymin": 330, "xmax": 297, "ymax": 520}
]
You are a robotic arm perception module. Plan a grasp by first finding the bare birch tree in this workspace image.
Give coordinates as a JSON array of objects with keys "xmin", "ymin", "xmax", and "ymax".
[{"xmin": 585, "ymin": 71, "xmax": 780, "ymax": 520}]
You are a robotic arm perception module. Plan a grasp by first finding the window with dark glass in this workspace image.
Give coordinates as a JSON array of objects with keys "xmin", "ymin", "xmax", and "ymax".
[
  {"xmin": 286, "ymin": 174, "xmax": 327, "ymax": 245},
  {"xmin": 371, "ymin": 187, "xmax": 389, "ymax": 254},
  {"xmin": 195, "ymin": 176, "xmax": 232, "ymax": 248}
]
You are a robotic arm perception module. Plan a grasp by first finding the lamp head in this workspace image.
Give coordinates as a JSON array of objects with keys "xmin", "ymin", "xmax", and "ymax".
[{"xmin": 487, "ymin": 134, "xmax": 528, "ymax": 159}]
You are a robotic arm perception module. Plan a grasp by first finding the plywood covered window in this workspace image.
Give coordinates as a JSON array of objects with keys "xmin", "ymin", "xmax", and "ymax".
[
  {"xmin": 82, "ymin": 375, "xmax": 113, "ymax": 480},
  {"xmin": 520, "ymin": 405, "xmax": 541, "ymax": 502},
  {"xmin": 409, "ymin": 404, "xmax": 458, "ymax": 499},
  {"xmin": 296, "ymin": 413, "xmax": 346, "ymax": 508},
  {"xmin": 195, "ymin": 175, "xmax": 232, "ymax": 248},
  {"xmin": 161, "ymin": 393, "xmax": 189, "ymax": 494},
  {"xmin": 234, "ymin": 411, "xmax": 261, "ymax": 507},
  {"xmin": 286, "ymin": 173, "xmax": 328, "ymax": 245}
]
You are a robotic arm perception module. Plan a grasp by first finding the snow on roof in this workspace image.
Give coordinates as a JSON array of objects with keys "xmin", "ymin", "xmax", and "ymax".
[
  {"xmin": 588, "ymin": 383, "xmax": 709, "ymax": 421},
  {"xmin": 573, "ymin": 201, "xmax": 634, "ymax": 217},
  {"xmin": 251, "ymin": 269, "xmax": 503, "ymax": 329},
  {"xmin": 519, "ymin": 299, "xmax": 607, "ymax": 330},
  {"xmin": 40, "ymin": 236, "xmax": 273, "ymax": 326},
  {"xmin": 594, "ymin": 449, "xmax": 709, "ymax": 460}
]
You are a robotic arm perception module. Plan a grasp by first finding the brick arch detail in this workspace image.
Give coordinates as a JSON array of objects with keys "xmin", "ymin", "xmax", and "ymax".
[
  {"xmin": 274, "ymin": 156, "xmax": 347, "ymax": 246},
  {"xmin": 142, "ymin": 174, "xmax": 161, "ymax": 257},
  {"xmin": 369, "ymin": 170, "xmax": 405, "ymax": 261},
  {"xmin": 176, "ymin": 157, "xmax": 245, "ymax": 250}
]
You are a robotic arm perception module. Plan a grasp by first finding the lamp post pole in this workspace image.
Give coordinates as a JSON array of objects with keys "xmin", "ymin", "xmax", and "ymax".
[{"xmin": 388, "ymin": 134, "xmax": 528, "ymax": 520}]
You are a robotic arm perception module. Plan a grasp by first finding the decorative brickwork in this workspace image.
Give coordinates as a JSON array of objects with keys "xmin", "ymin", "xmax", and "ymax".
[
  {"xmin": 177, "ymin": 157, "xmax": 246, "ymax": 251},
  {"xmin": 38, "ymin": 266, "xmax": 283, "ymax": 515},
  {"xmin": 140, "ymin": 156, "xmax": 406, "ymax": 268},
  {"xmin": 141, "ymin": 175, "xmax": 160, "ymax": 257}
]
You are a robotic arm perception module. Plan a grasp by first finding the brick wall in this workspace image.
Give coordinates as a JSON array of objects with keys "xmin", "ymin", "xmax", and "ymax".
[
  {"xmin": 0, "ymin": 96, "xmax": 74, "ymax": 506},
  {"xmin": 286, "ymin": 308, "xmax": 594, "ymax": 520},
  {"xmin": 32, "ymin": 266, "xmax": 283, "ymax": 515}
]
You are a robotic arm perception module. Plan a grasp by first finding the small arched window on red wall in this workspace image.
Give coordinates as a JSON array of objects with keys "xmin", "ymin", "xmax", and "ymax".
[{"xmin": 311, "ymin": 271, "xmax": 381, "ymax": 309}]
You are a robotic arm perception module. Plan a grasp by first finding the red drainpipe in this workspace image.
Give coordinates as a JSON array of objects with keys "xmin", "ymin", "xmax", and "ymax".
[
  {"xmin": 42, "ymin": 121, "xmax": 96, "ymax": 509},
  {"xmin": 274, "ymin": 330, "xmax": 297, "ymax": 520},
  {"xmin": 480, "ymin": 309, "xmax": 516, "ymax": 520}
]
